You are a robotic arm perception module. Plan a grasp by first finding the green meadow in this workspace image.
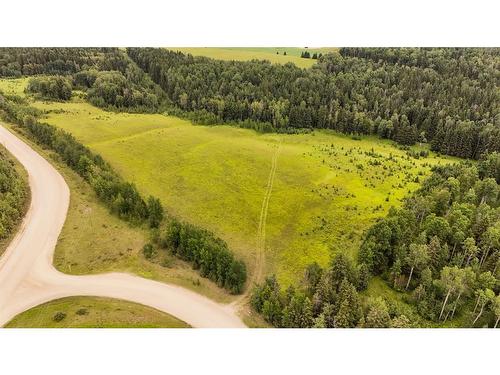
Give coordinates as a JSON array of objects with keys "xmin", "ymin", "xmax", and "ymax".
[
  {"xmin": 0, "ymin": 77, "xmax": 29, "ymax": 96},
  {"xmin": 168, "ymin": 47, "xmax": 338, "ymax": 68},
  {"xmin": 19, "ymin": 92, "xmax": 454, "ymax": 287}
]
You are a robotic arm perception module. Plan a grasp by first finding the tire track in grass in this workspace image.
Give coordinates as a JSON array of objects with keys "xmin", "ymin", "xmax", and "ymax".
[
  {"xmin": 255, "ymin": 140, "xmax": 281, "ymax": 284},
  {"xmin": 233, "ymin": 139, "xmax": 281, "ymax": 308}
]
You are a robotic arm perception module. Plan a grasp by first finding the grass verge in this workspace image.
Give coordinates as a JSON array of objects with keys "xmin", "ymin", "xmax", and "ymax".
[{"xmin": 5, "ymin": 296, "xmax": 189, "ymax": 328}]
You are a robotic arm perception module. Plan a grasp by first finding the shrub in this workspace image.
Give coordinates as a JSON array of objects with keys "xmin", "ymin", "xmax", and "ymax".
[
  {"xmin": 143, "ymin": 243, "xmax": 155, "ymax": 259},
  {"xmin": 53, "ymin": 312, "xmax": 66, "ymax": 322}
]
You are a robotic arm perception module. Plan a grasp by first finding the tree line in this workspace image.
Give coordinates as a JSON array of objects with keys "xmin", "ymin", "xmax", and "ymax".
[
  {"xmin": 0, "ymin": 91, "xmax": 246, "ymax": 293},
  {"xmin": 0, "ymin": 47, "xmax": 109, "ymax": 77},
  {"xmin": 0, "ymin": 146, "xmax": 29, "ymax": 243},
  {"xmin": 152, "ymin": 218, "xmax": 247, "ymax": 294},
  {"xmin": 358, "ymin": 155, "xmax": 500, "ymax": 326},
  {"xmin": 127, "ymin": 47, "xmax": 499, "ymax": 159}
]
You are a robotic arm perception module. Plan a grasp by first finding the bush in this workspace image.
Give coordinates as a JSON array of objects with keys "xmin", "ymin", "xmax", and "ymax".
[
  {"xmin": 143, "ymin": 243, "xmax": 155, "ymax": 259},
  {"xmin": 53, "ymin": 312, "xmax": 66, "ymax": 322}
]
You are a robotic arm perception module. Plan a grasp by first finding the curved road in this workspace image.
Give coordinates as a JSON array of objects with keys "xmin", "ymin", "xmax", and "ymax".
[{"xmin": 0, "ymin": 124, "xmax": 245, "ymax": 328}]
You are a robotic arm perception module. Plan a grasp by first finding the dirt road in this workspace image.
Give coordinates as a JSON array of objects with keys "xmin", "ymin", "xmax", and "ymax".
[{"xmin": 0, "ymin": 124, "xmax": 245, "ymax": 328}]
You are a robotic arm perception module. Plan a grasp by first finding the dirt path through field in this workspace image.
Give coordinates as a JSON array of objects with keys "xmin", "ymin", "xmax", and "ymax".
[
  {"xmin": 254, "ymin": 140, "xmax": 281, "ymax": 284},
  {"xmin": 0, "ymin": 124, "xmax": 245, "ymax": 328},
  {"xmin": 232, "ymin": 140, "xmax": 281, "ymax": 308}
]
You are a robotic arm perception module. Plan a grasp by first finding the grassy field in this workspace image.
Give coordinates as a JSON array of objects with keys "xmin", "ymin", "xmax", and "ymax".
[
  {"xmin": 0, "ymin": 77, "xmax": 29, "ymax": 96},
  {"xmin": 168, "ymin": 47, "xmax": 338, "ymax": 68},
  {"xmin": 5, "ymin": 297, "xmax": 189, "ymax": 328},
  {"xmin": 16, "ymin": 92, "xmax": 455, "ymax": 288}
]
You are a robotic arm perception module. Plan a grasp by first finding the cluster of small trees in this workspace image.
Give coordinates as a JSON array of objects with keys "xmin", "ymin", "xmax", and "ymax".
[
  {"xmin": 359, "ymin": 156, "xmax": 500, "ymax": 326},
  {"xmin": 73, "ymin": 56, "xmax": 164, "ymax": 112},
  {"xmin": 128, "ymin": 47, "xmax": 499, "ymax": 159},
  {"xmin": 300, "ymin": 51, "xmax": 322, "ymax": 59},
  {"xmin": 87, "ymin": 68, "xmax": 162, "ymax": 112},
  {"xmin": 26, "ymin": 76, "xmax": 72, "ymax": 100},
  {"xmin": 251, "ymin": 254, "xmax": 408, "ymax": 328},
  {"xmin": 154, "ymin": 218, "xmax": 247, "ymax": 294},
  {"xmin": 0, "ymin": 147, "xmax": 29, "ymax": 241}
]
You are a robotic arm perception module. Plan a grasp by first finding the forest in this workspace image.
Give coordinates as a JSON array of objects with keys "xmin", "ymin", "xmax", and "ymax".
[
  {"xmin": 1, "ymin": 47, "xmax": 497, "ymax": 159},
  {"xmin": 128, "ymin": 47, "xmax": 499, "ymax": 159},
  {"xmin": 358, "ymin": 155, "xmax": 500, "ymax": 326}
]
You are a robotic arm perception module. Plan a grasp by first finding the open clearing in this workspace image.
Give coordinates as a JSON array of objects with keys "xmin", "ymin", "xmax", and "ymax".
[
  {"xmin": 0, "ymin": 77, "xmax": 28, "ymax": 96},
  {"xmin": 5, "ymin": 296, "xmax": 190, "ymax": 328},
  {"xmin": 168, "ymin": 47, "xmax": 338, "ymax": 68},
  {"xmin": 19, "ymin": 92, "xmax": 455, "ymax": 287}
]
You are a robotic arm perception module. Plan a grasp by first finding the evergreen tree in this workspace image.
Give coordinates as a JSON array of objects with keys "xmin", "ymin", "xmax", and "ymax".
[
  {"xmin": 146, "ymin": 196, "xmax": 164, "ymax": 228},
  {"xmin": 365, "ymin": 297, "xmax": 391, "ymax": 328}
]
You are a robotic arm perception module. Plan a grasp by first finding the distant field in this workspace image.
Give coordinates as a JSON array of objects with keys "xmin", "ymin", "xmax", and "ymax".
[
  {"xmin": 5, "ymin": 297, "xmax": 189, "ymax": 328},
  {"xmin": 168, "ymin": 47, "xmax": 338, "ymax": 68},
  {"xmin": 19, "ymin": 92, "xmax": 454, "ymax": 287}
]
